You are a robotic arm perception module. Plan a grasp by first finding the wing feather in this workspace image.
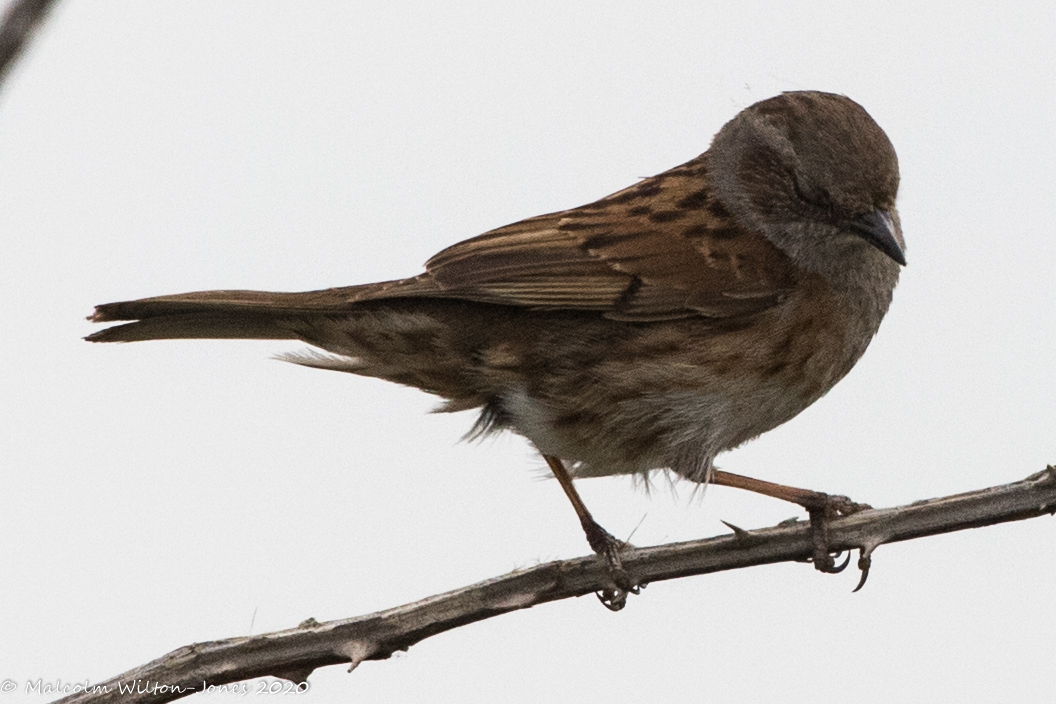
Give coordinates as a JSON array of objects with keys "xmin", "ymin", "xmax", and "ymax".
[
  {"xmin": 375, "ymin": 154, "xmax": 798, "ymax": 321},
  {"xmin": 90, "ymin": 154, "xmax": 798, "ymax": 335}
]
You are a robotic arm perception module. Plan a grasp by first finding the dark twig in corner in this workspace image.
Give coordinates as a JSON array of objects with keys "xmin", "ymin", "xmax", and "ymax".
[
  {"xmin": 0, "ymin": 0, "xmax": 59, "ymax": 88},
  {"xmin": 55, "ymin": 466, "xmax": 1056, "ymax": 704}
]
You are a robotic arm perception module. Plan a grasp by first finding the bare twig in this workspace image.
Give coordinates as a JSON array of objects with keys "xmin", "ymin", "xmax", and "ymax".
[
  {"xmin": 0, "ymin": 0, "xmax": 58, "ymax": 89},
  {"xmin": 55, "ymin": 466, "xmax": 1056, "ymax": 704}
]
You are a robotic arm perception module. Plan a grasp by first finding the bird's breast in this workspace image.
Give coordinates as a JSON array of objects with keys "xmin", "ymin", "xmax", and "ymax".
[{"xmin": 492, "ymin": 276, "xmax": 885, "ymax": 481}]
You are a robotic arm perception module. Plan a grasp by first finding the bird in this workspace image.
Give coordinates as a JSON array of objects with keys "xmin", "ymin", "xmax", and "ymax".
[{"xmin": 88, "ymin": 90, "xmax": 905, "ymax": 607}]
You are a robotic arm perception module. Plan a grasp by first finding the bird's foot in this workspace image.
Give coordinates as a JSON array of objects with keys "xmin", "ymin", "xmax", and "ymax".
[
  {"xmin": 582, "ymin": 517, "xmax": 639, "ymax": 611},
  {"xmin": 801, "ymin": 493, "xmax": 871, "ymax": 575}
]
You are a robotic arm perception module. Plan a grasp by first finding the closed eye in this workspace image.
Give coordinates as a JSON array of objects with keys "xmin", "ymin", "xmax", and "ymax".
[{"xmin": 790, "ymin": 172, "xmax": 836, "ymax": 218}]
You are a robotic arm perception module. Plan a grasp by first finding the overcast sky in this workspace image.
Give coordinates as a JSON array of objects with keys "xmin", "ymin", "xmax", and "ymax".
[{"xmin": 2, "ymin": 2, "xmax": 1054, "ymax": 702}]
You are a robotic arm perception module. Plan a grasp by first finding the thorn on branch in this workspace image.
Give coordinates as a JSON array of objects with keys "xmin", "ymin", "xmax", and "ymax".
[{"xmin": 720, "ymin": 520, "xmax": 754, "ymax": 544}]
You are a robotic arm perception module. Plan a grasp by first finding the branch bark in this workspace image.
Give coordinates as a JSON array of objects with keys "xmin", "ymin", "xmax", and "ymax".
[{"xmin": 55, "ymin": 466, "xmax": 1056, "ymax": 704}]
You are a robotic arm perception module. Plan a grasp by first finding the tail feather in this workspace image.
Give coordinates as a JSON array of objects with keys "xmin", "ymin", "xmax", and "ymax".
[
  {"xmin": 85, "ymin": 311, "xmax": 300, "ymax": 342},
  {"xmin": 86, "ymin": 277, "xmax": 452, "ymax": 343},
  {"xmin": 90, "ymin": 287, "xmax": 370, "ymax": 320},
  {"xmin": 86, "ymin": 282, "xmax": 494, "ymax": 407},
  {"xmin": 86, "ymin": 287, "xmax": 376, "ymax": 343}
]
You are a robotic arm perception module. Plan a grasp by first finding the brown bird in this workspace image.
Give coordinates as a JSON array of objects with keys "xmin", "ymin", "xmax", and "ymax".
[{"xmin": 88, "ymin": 91, "xmax": 904, "ymax": 607}]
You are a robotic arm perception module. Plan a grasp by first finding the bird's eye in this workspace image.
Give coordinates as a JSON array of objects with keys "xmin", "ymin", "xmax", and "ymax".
[{"xmin": 790, "ymin": 173, "xmax": 835, "ymax": 215}]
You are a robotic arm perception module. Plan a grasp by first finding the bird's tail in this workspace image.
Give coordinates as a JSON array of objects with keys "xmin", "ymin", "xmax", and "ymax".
[{"xmin": 85, "ymin": 287, "xmax": 374, "ymax": 343}]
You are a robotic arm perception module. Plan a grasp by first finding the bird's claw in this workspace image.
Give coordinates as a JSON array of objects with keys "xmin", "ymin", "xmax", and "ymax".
[
  {"xmin": 826, "ymin": 494, "xmax": 872, "ymax": 516},
  {"xmin": 812, "ymin": 548, "xmax": 852, "ymax": 574},
  {"xmin": 853, "ymin": 551, "xmax": 872, "ymax": 592},
  {"xmin": 583, "ymin": 519, "xmax": 639, "ymax": 611},
  {"xmin": 801, "ymin": 494, "xmax": 878, "ymax": 589}
]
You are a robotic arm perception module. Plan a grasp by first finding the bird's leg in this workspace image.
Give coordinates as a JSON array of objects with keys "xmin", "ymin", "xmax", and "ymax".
[
  {"xmin": 541, "ymin": 453, "xmax": 637, "ymax": 609},
  {"xmin": 709, "ymin": 470, "xmax": 870, "ymax": 573}
]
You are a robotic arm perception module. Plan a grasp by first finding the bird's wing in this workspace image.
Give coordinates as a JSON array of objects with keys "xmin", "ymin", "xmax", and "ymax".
[
  {"xmin": 360, "ymin": 156, "xmax": 798, "ymax": 321},
  {"xmin": 89, "ymin": 156, "xmax": 799, "ymax": 335}
]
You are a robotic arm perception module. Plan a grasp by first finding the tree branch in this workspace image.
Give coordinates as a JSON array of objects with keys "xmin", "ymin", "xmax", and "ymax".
[
  {"xmin": 0, "ymin": 0, "xmax": 59, "ymax": 89},
  {"xmin": 55, "ymin": 466, "xmax": 1056, "ymax": 704}
]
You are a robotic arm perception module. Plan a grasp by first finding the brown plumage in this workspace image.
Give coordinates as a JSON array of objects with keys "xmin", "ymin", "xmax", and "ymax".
[{"xmin": 89, "ymin": 91, "xmax": 904, "ymax": 586}]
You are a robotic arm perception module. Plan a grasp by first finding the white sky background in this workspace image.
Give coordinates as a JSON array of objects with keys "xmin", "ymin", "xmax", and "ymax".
[{"xmin": 1, "ymin": 1, "xmax": 1054, "ymax": 701}]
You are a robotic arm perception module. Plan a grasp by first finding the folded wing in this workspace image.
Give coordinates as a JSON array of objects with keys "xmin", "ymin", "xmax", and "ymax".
[
  {"xmin": 368, "ymin": 155, "xmax": 797, "ymax": 321},
  {"xmin": 88, "ymin": 155, "xmax": 797, "ymax": 343}
]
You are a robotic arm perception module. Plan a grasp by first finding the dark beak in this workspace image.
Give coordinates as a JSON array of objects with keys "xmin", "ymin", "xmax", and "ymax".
[{"xmin": 848, "ymin": 210, "xmax": 906, "ymax": 266}]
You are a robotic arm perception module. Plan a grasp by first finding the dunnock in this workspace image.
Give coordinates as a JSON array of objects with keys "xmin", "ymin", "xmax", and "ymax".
[{"xmin": 89, "ymin": 91, "xmax": 905, "ymax": 606}]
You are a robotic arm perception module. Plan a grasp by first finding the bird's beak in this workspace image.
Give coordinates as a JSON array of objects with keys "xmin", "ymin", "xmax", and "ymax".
[{"xmin": 848, "ymin": 210, "xmax": 906, "ymax": 266}]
